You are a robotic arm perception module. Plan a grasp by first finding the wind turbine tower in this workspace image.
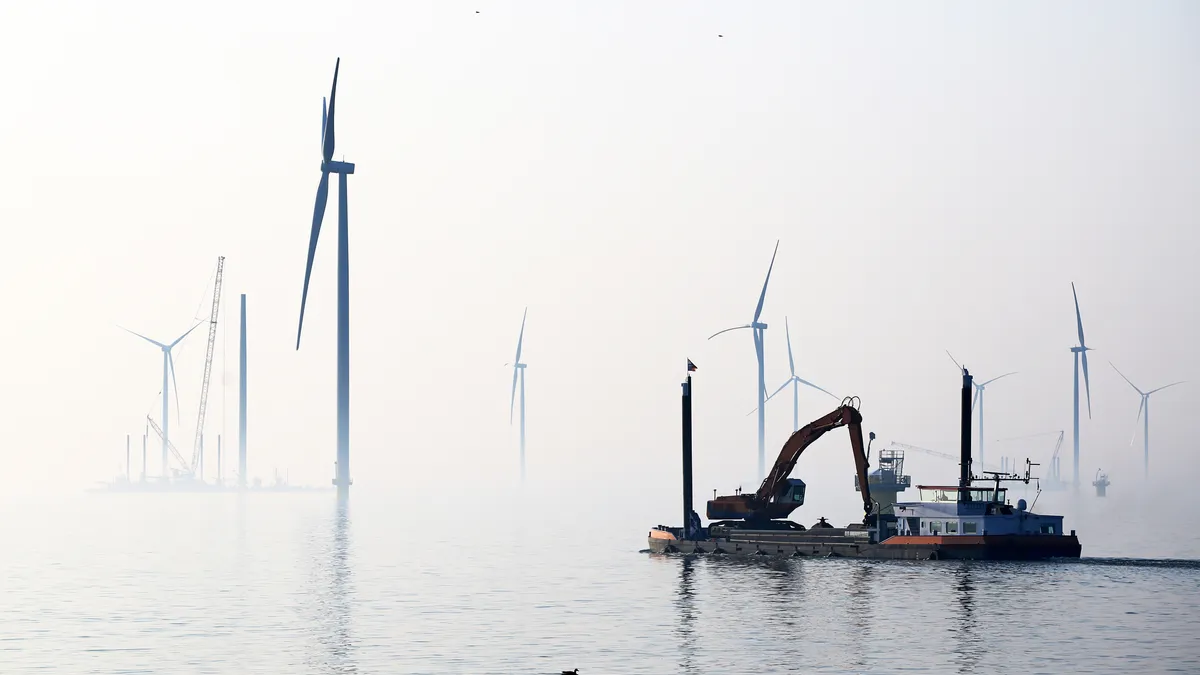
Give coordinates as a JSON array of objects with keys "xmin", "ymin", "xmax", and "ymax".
[
  {"xmin": 1069, "ymin": 283, "xmax": 1093, "ymax": 490},
  {"xmin": 946, "ymin": 351, "xmax": 1016, "ymax": 470},
  {"xmin": 763, "ymin": 317, "xmax": 837, "ymax": 432},
  {"xmin": 710, "ymin": 240, "xmax": 780, "ymax": 480},
  {"xmin": 509, "ymin": 308, "xmax": 528, "ymax": 482},
  {"xmin": 123, "ymin": 323, "xmax": 201, "ymax": 478},
  {"xmin": 1110, "ymin": 362, "xmax": 1184, "ymax": 477},
  {"xmin": 296, "ymin": 58, "xmax": 355, "ymax": 497}
]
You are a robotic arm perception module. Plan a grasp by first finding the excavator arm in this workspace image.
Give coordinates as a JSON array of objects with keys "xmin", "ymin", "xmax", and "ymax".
[{"xmin": 708, "ymin": 399, "xmax": 873, "ymax": 522}]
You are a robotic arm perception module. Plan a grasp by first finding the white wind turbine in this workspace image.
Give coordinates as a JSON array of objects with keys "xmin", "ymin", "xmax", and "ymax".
[{"xmin": 1110, "ymin": 362, "xmax": 1184, "ymax": 478}]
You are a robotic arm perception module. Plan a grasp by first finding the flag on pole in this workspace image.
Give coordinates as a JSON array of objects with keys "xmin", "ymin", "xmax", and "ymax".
[{"xmin": 687, "ymin": 359, "xmax": 697, "ymax": 372}]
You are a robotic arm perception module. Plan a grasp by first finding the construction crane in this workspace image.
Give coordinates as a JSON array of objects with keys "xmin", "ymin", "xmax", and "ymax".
[
  {"xmin": 147, "ymin": 415, "xmax": 189, "ymax": 475},
  {"xmin": 189, "ymin": 256, "xmax": 225, "ymax": 476},
  {"xmin": 888, "ymin": 441, "xmax": 1001, "ymax": 474},
  {"xmin": 708, "ymin": 399, "xmax": 872, "ymax": 522}
]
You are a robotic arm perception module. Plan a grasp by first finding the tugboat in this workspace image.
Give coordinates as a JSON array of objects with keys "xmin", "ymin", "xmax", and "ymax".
[{"xmin": 647, "ymin": 365, "xmax": 1081, "ymax": 560}]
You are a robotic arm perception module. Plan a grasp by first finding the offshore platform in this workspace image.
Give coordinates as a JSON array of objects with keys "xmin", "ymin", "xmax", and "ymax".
[
  {"xmin": 96, "ymin": 258, "xmax": 328, "ymax": 494},
  {"xmin": 854, "ymin": 433, "xmax": 912, "ymax": 515}
]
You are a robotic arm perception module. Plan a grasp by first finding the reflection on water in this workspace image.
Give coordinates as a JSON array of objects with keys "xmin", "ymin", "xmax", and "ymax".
[
  {"xmin": 951, "ymin": 565, "xmax": 980, "ymax": 674},
  {"xmin": 675, "ymin": 557, "xmax": 698, "ymax": 674},
  {"xmin": 3, "ymin": 494, "xmax": 1197, "ymax": 674},
  {"xmin": 307, "ymin": 497, "xmax": 355, "ymax": 674}
]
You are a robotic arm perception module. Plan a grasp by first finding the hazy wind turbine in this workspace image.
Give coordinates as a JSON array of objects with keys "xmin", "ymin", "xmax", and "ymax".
[
  {"xmin": 757, "ymin": 317, "xmax": 837, "ymax": 432},
  {"xmin": 710, "ymin": 240, "xmax": 779, "ymax": 480},
  {"xmin": 1069, "ymin": 282, "xmax": 1092, "ymax": 490},
  {"xmin": 296, "ymin": 58, "xmax": 356, "ymax": 497},
  {"xmin": 946, "ymin": 351, "xmax": 1015, "ymax": 471},
  {"xmin": 1110, "ymin": 362, "xmax": 1184, "ymax": 478},
  {"xmin": 507, "ymin": 308, "xmax": 528, "ymax": 482},
  {"xmin": 122, "ymin": 323, "xmax": 202, "ymax": 478}
]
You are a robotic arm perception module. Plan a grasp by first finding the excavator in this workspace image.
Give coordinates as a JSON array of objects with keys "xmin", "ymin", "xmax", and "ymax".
[{"xmin": 707, "ymin": 397, "xmax": 874, "ymax": 524}]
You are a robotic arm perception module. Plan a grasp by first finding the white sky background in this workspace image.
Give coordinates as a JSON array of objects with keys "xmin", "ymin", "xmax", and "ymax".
[{"xmin": 0, "ymin": 2, "xmax": 1197, "ymax": 525}]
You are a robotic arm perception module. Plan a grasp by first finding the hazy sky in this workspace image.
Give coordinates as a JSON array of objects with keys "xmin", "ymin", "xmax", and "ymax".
[{"xmin": 2, "ymin": 2, "xmax": 1197, "ymax": 520}]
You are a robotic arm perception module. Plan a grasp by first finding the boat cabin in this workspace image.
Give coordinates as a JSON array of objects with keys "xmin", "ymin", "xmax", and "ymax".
[{"xmin": 889, "ymin": 485, "xmax": 1065, "ymax": 538}]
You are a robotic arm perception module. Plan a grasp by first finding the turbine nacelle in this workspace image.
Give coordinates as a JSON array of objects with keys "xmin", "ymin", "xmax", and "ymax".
[{"xmin": 322, "ymin": 160, "xmax": 356, "ymax": 175}]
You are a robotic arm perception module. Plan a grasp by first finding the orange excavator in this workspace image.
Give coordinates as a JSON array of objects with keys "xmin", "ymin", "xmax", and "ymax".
[{"xmin": 707, "ymin": 398, "xmax": 874, "ymax": 523}]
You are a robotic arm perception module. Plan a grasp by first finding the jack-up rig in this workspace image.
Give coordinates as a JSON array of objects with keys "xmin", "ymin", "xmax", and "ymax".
[
  {"xmin": 647, "ymin": 364, "xmax": 1081, "ymax": 560},
  {"xmin": 96, "ymin": 258, "xmax": 330, "ymax": 493}
]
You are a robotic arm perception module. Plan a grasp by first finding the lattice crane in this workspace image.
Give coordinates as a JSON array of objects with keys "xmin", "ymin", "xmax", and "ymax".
[
  {"xmin": 189, "ymin": 256, "xmax": 225, "ymax": 475},
  {"xmin": 148, "ymin": 415, "xmax": 189, "ymax": 474}
]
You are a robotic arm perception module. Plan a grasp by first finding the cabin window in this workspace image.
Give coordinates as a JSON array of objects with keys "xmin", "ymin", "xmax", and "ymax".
[
  {"xmin": 945, "ymin": 521, "xmax": 958, "ymax": 534},
  {"xmin": 1040, "ymin": 523, "xmax": 1056, "ymax": 535},
  {"xmin": 962, "ymin": 521, "xmax": 978, "ymax": 534},
  {"xmin": 929, "ymin": 520, "xmax": 942, "ymax": 534},
  {"xmin": 792, "ymin": 486, "xmax": 804, "ymax": 502}
]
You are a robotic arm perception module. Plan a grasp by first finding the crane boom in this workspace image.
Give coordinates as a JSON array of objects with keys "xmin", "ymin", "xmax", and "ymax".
[
  {"xmin": 190, "ymin": 256, "xmax": 225, "ymax": 474},
  {"xmin": 148, "ymin": 415, "xmax": 189, "ymax": 474},
  {"xmin": 890, "ymin": 441, "xmax": 1001, "ymax": 473},
  {"xmin": 708, "ymin": 399, "xmax": 873, "ymax": 522}
]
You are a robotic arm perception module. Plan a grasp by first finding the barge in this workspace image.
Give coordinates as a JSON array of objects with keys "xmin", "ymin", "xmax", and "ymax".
[{"xmin": 647, "ymin": 365, "xmax": 1081, "ymax": 560}]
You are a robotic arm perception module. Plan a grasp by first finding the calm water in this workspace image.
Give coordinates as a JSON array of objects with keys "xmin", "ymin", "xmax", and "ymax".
[{"xmin": 2, "ymin": 491, "xmax": 1198, "ymax": 674}]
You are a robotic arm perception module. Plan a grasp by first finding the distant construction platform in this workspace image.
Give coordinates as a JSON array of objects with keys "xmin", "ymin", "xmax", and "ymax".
[{"xmin": 88, "ymin": 476, "xmax": 333, "ymax": 494}]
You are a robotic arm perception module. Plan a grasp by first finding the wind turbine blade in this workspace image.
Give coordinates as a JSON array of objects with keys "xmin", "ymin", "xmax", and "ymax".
[
  {"xmin": 708, "ymin": 324, "xmax": 752, "ymax": 340},
  {"xmin": 1130, "ymin": 397, "xmax": 1144, "ymax": 447},
  {"xmin": 120, "ymin": 326, "xmax": 167, "ymax": 349},
  {"xmin": 979, "ymin": 372, "xmax": 1017, "ymax": 386},
  {"xmin": 1147, "ymin": 381, "xmax": 1185, "ymax": 395},
  {"xmin": 322, "ymin": 97, "xmax": 327, "ymax": 151},
  {"xmin": 1081, "ymin": 350, "xmax": 1092, "ymax": 418},
  {"xmin": 945, "ymin": 350, "xmax": 963, "ymax": 372},
  {"xmin": 795, "ymin": 377, "xmax": 838, "ymax": 399},
  {"xmin": 514, "ymin": 307, "xmax": 527, "ymax": 364},
  {"xmin": 747, "ymin": 380, "xmax": 791, "ymax": 416},
  {"xmin": 169, "ymin": 321, "xmax": 204, "ymax": 349},
  {"xmin": 1108, "ymin": 361, "xmax": 1144, "ymax": 395},
  {"xmin": 168, "ymin": 352, "xmax": 181, "ymax": 425},
  {"xmin": 752, "ymin": 240, "xmax": 780, "ymax": 324},
  {"xmin": 509, "ymin": 367, "xmax": 519, "ymax": 424},
  {"xmin": 784, "ymin": 317, "xmax": 795, "ymax": 377},
  {"xmin": 296, "ymin": 170, "xmax": 331, "ymax": 349},
  {"xmin": 1072, "ymin": 282, "xmax": 1086, "ymax": 347},
  {"xmin": 971, "ymin": 386, "xmax": 981, "ymax": 413},
  {"xmin": 323, "ymin": 58, "xmax": 340, "ymax": 163}
]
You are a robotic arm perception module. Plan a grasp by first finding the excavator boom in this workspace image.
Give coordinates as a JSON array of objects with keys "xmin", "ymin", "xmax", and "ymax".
[{"xmin": 708, "ymin": 399, "xmax": 874, "ymax": 522}]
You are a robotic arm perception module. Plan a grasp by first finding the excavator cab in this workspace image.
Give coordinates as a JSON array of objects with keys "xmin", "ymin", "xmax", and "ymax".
[{"xmin": 783, "ymin": 478, "xmax": 806, "ymax": 506}]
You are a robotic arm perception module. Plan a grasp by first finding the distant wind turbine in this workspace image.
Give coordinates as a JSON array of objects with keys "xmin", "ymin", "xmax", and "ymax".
[
  {"xmin": 946, "ymin": 351, "xmax": 1015, "ymax": 471},
  {"xmin": 296, "ymin": 58, "xmax": 356, "ymax": 497},
  {"xmin": 1069, "ymin": 282, "xmax": 1092, "ymax": 490},
  {"xmin": 1110, "ymin": 362, "xmax": 1184, "ymax": 477},
  {"xmin": 122, "ymin": 323, "xmax": 202, "ymax": 478},
  {"xmin": 753, "ymin": 317, "xmax": 837, "ymax": 432},
  {"xmin": 710, "ymin": 240, "xmax": 779, "ymax": 480},
  {"xmin": 507, "ymin": 308, "xmax": 528, "ymax": 482}
]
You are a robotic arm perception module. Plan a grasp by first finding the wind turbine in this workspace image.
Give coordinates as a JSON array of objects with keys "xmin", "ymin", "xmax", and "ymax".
[
  {"xmin": 296, "ymin": 58, "xmax": 356, "ymax": 497},
  {"xmin": 1069, "ymin": 282, "xmax": 1092, "ymax": 490},
  {"xmin": 1110, "ymin": 362, "xmax": 1184, "ymax": 477},
  {"xmin": 946, "ymin": 351, "xmax": 1015, "ymax": 471},
  {"xmin": 759, "ymin": 317, "xmax": 837, "ymax": 432},
  {"xmin": 508, "ymin": 308, "xmax": 528, "ymax": 482},
  {"xmin": 123, "ymin": 323, "xmax": 202, "ymax": 479},
  {"xmin": 710, "ymin": 240, "xmax": 779, "ymax": 481}
]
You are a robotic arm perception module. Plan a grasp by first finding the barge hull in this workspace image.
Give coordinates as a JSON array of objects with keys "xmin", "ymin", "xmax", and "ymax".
[{"xmin": 648, "ymin": 529, "xmax": 1081, "ymax": 561}]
